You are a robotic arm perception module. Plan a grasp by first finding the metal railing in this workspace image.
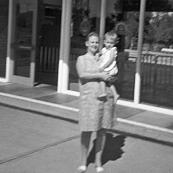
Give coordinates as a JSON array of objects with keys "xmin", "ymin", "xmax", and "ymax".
[
  {"xmin": 126, "ymin": 49, "xmax": 173, "ymax": 107},
  {"xmin": 126, "ymin": 50, "xmax": 173, "ymax": 86},
  {"xmin": 38, "ymin": 46, "xmax": 59, "ymax": 73}
]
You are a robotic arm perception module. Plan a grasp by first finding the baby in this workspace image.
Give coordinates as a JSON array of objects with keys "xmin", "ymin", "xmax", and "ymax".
[{"xmin": 97, "ymin": 31, "xmax": 120, "ymax": 103}]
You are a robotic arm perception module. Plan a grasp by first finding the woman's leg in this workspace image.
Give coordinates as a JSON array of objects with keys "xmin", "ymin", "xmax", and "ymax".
[
  {"xmin": 95, "ymin": 129, "xmax": 106, "ymax": 168},
  {"xmin": 80, "ymin": 131, "xmax": 92, "ymax": 166}
]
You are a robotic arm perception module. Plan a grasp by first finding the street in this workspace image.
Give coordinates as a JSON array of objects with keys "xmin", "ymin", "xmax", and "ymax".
[{"xmin": 0, "ymin": 104, "xmax": 173, "ymax": 173}]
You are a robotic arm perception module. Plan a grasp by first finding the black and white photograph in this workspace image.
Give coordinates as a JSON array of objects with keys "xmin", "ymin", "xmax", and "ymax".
[{"xmin": 0, "ymin": 0, "xmax": 173, "ymax": 172}]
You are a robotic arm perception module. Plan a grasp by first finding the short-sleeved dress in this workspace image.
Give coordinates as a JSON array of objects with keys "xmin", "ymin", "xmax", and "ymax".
[{"xmin": 77, "ymin": 53, "xmax": 117, "ymax": 132}]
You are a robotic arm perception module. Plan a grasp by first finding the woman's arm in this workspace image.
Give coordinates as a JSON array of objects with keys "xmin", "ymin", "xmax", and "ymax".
[{"xmin": 76, "ymin": 56, "xmax": 109, "ymax": 81}]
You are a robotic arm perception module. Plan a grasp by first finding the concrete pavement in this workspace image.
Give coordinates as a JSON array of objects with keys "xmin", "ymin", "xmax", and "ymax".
[
  {"xmin": 1, "ymin": 135, "xmax": 173, "ymax": 173},
  {"xmin": 0, "ymin": 105, "xmax": 78, "ymax": 162},
  {"xmin": 0, "ymin": 104, "xmax": 173, "ymax": 173}
]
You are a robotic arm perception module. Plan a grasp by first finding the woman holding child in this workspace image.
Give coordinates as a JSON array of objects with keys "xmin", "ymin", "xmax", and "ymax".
[{"xmin": 76, "ymin": 31, "xmax": 118, "ymax": 173}]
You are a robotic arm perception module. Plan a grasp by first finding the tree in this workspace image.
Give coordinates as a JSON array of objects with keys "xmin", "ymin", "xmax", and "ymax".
[{"xmin": 148, "ymin": 13, "xmax": 173, "ymax": 46}]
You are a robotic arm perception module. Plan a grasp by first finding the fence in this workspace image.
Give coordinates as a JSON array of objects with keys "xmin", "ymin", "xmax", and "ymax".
[
  {"xmin": 38, "ymin": 46, "xmax": 59, "ymax": 73},
  {"xmin": 127, "ymin": 50, "xmax": 173, "ymax": 87},
  {"xmin": 126, "ymin": 49, "xmax": 173, "ymax": 107}
]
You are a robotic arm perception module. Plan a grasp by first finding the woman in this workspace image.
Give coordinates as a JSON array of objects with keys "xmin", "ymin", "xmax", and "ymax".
[{"xmin": 76, "ymin": 32, "xmax": 116, "ymax": 173}]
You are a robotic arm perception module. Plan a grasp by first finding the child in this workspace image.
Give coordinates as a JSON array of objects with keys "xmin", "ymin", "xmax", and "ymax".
[{"xmin": 97, "ymin": 31, "xmax": 120, "ymax": 103}]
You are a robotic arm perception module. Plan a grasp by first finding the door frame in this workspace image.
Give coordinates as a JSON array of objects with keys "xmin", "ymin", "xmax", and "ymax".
[
  {"xmin": 35, "ymin": 3, "xmax": 61, "ymax": 86},
  {"xmin": 7, "ymin": 0, "xmax": 38, "ymax": 86}
]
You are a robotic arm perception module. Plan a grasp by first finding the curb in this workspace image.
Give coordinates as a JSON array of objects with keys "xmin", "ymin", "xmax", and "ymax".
[
  {"xmin": 114, "ymin": 118, "xmax": 173, "ymax": 145},
  {"xmin": 0, "ymin": 92, "xmax": 78, "ymax": 122},
  {"xmin": 0, "ymin": 92, "xmax": 173, "ymax": 145}
]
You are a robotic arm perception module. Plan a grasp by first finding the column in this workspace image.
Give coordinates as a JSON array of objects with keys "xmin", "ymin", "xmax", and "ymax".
[
  {"xmin": 58, "ymin": 0, "xmax": 72, "ymax": 92},
  {"xmin": 99, "ymin": 0, "xmax": 106, "ymax": 49},
  {"xmin": 6, "ymin": 0, "xmax": 14, "ymax": 82},
  {"xmin": 134, "ymin": 0, "xmax": 146, "ymax": 104}
]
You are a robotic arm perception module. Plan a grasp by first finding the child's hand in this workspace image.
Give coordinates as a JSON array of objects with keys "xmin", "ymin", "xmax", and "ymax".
[{"xmin": 95, "ymin": 52, "xmax": 102, "ymax": 61}]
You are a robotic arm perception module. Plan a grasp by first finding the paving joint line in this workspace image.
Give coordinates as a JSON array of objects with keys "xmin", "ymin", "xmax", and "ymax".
[{"xmin": 0, "ymin": 135, "xmax": 79, "ymax": 165}]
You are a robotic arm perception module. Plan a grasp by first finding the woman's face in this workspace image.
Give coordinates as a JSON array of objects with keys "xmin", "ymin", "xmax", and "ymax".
[{"xmin": 86, "ymin": 35, "xmax": 99, "ymax": 54}]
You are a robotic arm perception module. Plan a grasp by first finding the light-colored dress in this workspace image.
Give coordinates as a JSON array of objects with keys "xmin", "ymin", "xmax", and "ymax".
[
  {"xmin": 100, "ymin": 47, "xmax": 118, "ymax": 75},
  {"xmin": 76, "ymin": 53, "xmax": 117, "ymax": 132}
]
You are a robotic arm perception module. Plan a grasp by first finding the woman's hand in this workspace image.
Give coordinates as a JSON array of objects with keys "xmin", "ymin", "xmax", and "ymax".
[
  {"xmin": 100, "ymin": 72, "xmax": 111, "ymax": 81},
  {"xmin": 98, "ymin": 66, "xmax": 105, "ymax": 72},
  {"xmin": 106, "ymin": 75, "xmax": 118, "ymax": 84}
]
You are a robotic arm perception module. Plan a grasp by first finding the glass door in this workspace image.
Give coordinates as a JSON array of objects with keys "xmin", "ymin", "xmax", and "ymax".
[{"xmin": 10, "ymin": 0, "xmax": 38, "ymax": 86}]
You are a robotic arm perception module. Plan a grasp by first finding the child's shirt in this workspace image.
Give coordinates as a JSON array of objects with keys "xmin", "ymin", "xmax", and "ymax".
[{"xmin": 99, "ymin": 47, "xmax": 118, "ymax": 75}]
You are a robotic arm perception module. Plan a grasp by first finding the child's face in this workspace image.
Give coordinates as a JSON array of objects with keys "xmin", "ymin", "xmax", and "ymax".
[{"xmin": 104, "ymin": 37, "xmax": 116, "ymax": 49}]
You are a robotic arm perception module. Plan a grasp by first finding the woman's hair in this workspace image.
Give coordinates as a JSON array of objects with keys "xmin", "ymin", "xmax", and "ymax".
[{"xmin": 86, "ymin": 32, "xmax": 99, "ymax": 41}]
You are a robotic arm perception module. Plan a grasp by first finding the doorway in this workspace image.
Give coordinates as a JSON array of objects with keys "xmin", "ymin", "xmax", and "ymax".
[
  {"xmin": 35, "ymin": 4, "xmax": 61, "ymax": 86},
  {"xmin": 10, "ymin": 0, "xmax": 38, "ymax": 86},
  {"xmin": 9, "ymin": 0, "xmax": 61, "ymax": 86}
]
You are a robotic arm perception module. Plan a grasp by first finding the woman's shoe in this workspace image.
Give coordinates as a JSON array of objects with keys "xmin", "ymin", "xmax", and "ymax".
[
  {"xmin": 96, "ymin": 166, "xmax": 104, "ymax": 172},
  {"xmin": 77, "ymin": 165, "xmax": 87, "ymax": 173}
]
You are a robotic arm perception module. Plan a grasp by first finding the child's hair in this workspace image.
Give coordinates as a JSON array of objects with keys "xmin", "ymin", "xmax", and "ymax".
[
  {"xmin": 86, "ymin": 32, "xmax": 99, "ymax": 41},
  {"xmin": 104, "ymin": 30, "xmax": 118, "ymax": 42}
]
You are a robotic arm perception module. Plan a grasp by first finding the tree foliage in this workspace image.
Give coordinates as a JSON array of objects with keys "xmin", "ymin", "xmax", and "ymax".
[
  {"xmin": 126, "ymin": 12, "xmax": 173, "ymax": 48},
  {"xmin": 149, "ymin": 13, "xmax": 173, "ymax": 45}
]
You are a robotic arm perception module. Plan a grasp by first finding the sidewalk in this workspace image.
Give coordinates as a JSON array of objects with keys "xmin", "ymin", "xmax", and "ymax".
[
  {"xmin": 0, "ymin": 82, "xmax": 173, "ymax": 144},
  {"xmin": 1, "ymin": 105, "xmax": 173, "ymax": 173}
]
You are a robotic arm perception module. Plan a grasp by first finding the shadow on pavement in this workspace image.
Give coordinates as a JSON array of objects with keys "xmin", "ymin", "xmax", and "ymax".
[{"xmin": 87, "ymin": 133, "xmax": 126, "ymax": 166}]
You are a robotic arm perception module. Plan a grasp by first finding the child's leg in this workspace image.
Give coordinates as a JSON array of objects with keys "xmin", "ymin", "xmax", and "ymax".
[
  {"xmin": 97, "ymin": 81, "xmax": 107, "ymax": 98},
  {"xmin": 110, "ymin": 84, "xmax": 120, "ymax": 103}
]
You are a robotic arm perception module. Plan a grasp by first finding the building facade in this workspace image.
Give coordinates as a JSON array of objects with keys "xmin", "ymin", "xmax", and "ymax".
[{"xmin": 1, "ymin": 0, "xmax": 173, "ymax": 112}]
